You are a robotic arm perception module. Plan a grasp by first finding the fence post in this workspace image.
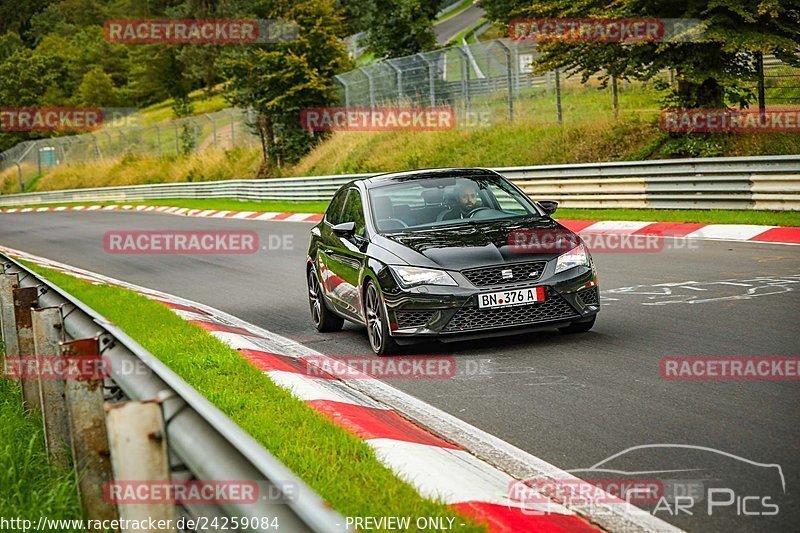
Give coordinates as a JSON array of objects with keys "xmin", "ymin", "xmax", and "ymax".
[
  {"xmin": 32, "ymin": 306, "xmax": 70, "ymax": 467},
  {"xmin": 455, "ymin": 47, "xmax": 471, "ymax": 116},
  {"xmin": 417, "ymin": 53, "xmax": 436, "ymax": 106},
  {"xmin": 13, "ymin": 285, "xmax": 40, "ymax": 412},
  {"xmin": 15, "ymin": 162, "xmax": 23, "ymax": 192},
  {"xmin": 491, "ymin": 40, "xmax": 514, "ymax": 122},
  {"xmin": 554, "ymin": 69, "xmax": 563, "ymax": 125},
  {"xmin": 0, "ymin": 272, "xmax": 20, "ymax": 360},
  {"xmin": 755, "ymin": 52, "xmax": 766, "ymax": 117},
  {"xmin": 335, "ymin": 75, "xmax": 350, "ymax": 108},
  {"xmin": 387, "ymin": 59, "xmax": 403, "ymax": 102},
  {"xmin": 546, "ymin": 71, "xmax": 552, "ymax": 95},
  {"xmin": 612, "ymin": 75, "xmax": 619, "ymax": 121},
  {"xmin": 61, "ymin": 337, "xmax": 119, "ymax": 523},
  {"xmin": 228, "ymin": 110, "xmax": 236, "ymax": 148},
  {"xmin": 363, "ymin": 67, "xmax": 376, "ymax": 108},
  {"xmin": 106, "ymin": 401, "xmax": 176, "ymax": 531},
  {"xmin": 205, "ymin": 114, "xmax": 217, "ymax": 147}
]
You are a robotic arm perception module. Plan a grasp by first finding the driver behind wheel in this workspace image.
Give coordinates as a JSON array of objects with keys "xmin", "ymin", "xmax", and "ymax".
[{"xmin": 441, "ymin": 180, "xmax": 481, "ymax": 220}]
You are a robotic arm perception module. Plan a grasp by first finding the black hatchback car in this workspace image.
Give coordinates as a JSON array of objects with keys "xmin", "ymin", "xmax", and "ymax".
[{"xmin": 306, "ymin": 168, "xmax": 599, "ymax": 355}]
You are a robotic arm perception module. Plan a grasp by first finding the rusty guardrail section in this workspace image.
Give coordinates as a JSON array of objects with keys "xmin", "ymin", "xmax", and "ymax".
[{"xmin": 0, "ymin": 254, "xmax": 346, "ymax": 533}]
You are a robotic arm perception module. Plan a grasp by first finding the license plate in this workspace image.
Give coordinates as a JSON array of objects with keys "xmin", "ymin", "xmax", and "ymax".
[{"xmin": 478, "ymin": 287, "xmax": 545, "ymax": 309}]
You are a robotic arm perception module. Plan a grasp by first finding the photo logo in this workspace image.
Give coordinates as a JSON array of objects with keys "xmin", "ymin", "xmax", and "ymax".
[
  {"xmin": 510, "ymin": 477, "xmax": 664, "ymax": 507},
  {"xmin": 1, "ymin": 108, "xmax": 102, "ymax": 132},
  {"xmin": 2, "ymin": 355, "xmax": 109, "ymax": 380},
  {"xmin": 105, "ymin": 481, "xmax": 259, "ymax": 505},
  {"xmin": 104, "ymin": 19, "xmax": 299, "ymax": 44},
  {"xmin": 509, "ymin": 18, "xmax": 703, "ymax": 43},
  {"xmin": 661, "ymin": 108, "xmax": 800, "ymax": 133},
  {"xmin": 0, "ymin": 107, "xmax": 139, "ymax": 132},
  {"xmin": 661, "ymin": 356, "xmax": 800, "ymax": 381},
  {"xmin": 304, "ymin": 355, "xmax": 459, "ymax": 380},
  {"xmin": 300, "ymin": 107, "xmax": 455, "ymax": 131},
  {"xmin": 508, "ymin": 228, "xmax": 675, "ymax": 254},
  {"xmin": 104, "ymin": 231, "xmax": 259, "ymax": 255}
]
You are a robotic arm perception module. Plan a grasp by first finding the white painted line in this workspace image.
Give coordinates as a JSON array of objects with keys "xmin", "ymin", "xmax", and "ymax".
[
  {"xmin": 210, "ymin": 211, "xmax": 232, "ymax": 218},
  {"xmin": 231, "ymin": 211, "xmax": 256, "ymax": 219},
  {"xmin": 54, "ymin": 206, "xmax": 68, "ymax": 211},
  {"xmin": 197, "ymin": 209, "xmax": 217, "ymax": 217},
  {"xmin": 685, "ymin": 224, "xmax": 777, "ymax": 241}
]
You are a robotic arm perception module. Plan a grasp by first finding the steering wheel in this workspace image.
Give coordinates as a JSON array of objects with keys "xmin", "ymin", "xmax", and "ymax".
[
  {"xmin": 379, "ymin": 218, "xmax": 409, "ymax": 231},
  {"xmin": 466, "ymin": 207, "xmax": 492, "ymax": 218}
]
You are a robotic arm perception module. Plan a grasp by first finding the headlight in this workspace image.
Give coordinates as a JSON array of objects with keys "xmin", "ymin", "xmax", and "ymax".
[
  {"xmin": 554, "ymin": 244, "xmax": 590, "ymax": 274},
  {"xmin": 390, "ymin": 266, "xmax": 457, "ymax": 287}
]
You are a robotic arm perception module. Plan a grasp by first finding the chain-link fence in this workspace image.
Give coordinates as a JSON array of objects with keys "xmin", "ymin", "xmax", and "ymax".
[
  {"xmin": 335, "ymin": 39, "xmax": 799, "ymax": 129},
  {"xmin": 0, "ymin": 108, "xmax": 260, "ymax": 192}
]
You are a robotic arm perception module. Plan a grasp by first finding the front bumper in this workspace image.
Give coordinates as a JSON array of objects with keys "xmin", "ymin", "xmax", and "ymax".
[{"xmin": 381, "ymin": 263, "xmax": 599, "ymax": 342}]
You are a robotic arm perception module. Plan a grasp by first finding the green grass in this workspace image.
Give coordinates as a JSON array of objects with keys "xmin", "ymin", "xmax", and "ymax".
[
  {"xmin": 7, "ymin": 198, "xmax": 798, "ymax": 226},
  {"xmin": 20, "ymin": 263, "xmax": 485, "ymax": 532},
  {"xmin": 0, "ymin": 348, "xmax": 83, "ymax": 527}
]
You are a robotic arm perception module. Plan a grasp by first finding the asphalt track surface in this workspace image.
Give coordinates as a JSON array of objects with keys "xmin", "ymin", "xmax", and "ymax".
[
  {"xmin": 434, "ymin": 3, "xmax": 486, "ymax": 45},
  {"xmin": 1, "ymin": 210, "xmax": 798, "ymax": 532}
]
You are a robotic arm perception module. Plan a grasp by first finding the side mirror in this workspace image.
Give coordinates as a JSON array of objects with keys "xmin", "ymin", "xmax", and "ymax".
[
  {"xmin": 332, "ymin": 221, "xmax": 356, "ymax": 236},
  {"xmin": 538, "ymin": 201, "xmax": 558, "ymax": 215}
]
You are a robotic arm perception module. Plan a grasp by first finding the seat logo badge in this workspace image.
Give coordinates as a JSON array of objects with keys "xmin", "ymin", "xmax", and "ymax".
[
  {"xmin": 529, "ymin": 271, "xmax": 539, "ymax": 277},
  {"xmin": 501, "ymin": 269, "xmax": 513, "ymax": 279}
]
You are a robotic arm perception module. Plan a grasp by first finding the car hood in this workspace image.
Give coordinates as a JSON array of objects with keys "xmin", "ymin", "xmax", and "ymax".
[{"xmin": 373, "ymin": 217, "xmax": 572, "ymax": 270}]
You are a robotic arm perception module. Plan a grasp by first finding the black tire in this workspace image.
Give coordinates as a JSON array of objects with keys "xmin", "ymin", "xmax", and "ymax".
[
  {"xmin": 558, "ymin": 316, "xmax": 596, "ymax": 334},
  {"xmin": 364, "ymin": 280, "xmax": 399, "ymax": 356},
  {"xmin": 308, "ymin": 266, "xmax": 344, "ymax": 332}
]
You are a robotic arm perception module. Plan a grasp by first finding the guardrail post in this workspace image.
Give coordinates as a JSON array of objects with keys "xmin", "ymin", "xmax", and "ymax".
[
  {"xmin": 13, "ymin": 285, "xmax": 40, "ymax": 412},
  {"xmin": 106, "ymin": 400, "xmax": 176, "ymax": 531},
  {"xmin": 32, "ymin": 306, "xmax": 70, "ymax": 467},
  {"xmin": 0, "ymin": 272, "xmax": 20, "ymax": 361},
  {"xmin": 61, "ymin": 337, "xmax": 119, "ymax": 523}
]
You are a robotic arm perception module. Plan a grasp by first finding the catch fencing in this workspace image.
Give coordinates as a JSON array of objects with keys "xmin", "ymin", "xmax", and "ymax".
[{"xmin": 0, "ymin": 155, "xmax": 797, "ymax": 210}]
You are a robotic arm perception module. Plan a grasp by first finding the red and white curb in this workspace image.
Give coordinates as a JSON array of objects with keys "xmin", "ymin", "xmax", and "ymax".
[
  {"xmin": 0, "ymin": 204, "xmax": 324, "ymax": 223},
  {"xmin": 2, "ymin": 204, "xmax": 799, "ymax": 245},
  {"xmin": 1, "ymin": 245, "xmax": 681, "ymax": 533}
]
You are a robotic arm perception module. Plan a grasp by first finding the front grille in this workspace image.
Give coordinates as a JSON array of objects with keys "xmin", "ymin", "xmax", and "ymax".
[
  {"xmin": 443, "ymin": 287, "xmax": 578, "ymax": 333},
  {"xmin": 395, "ymin": 310, "xmax": 436, "ymax": 329},
  {"xmin": 462, "ymin": 261, "xmax": 547, "ymax": 287},
  {"xmin": 577, "ymin": 286, "xmax": 599, "ymax": 306}
]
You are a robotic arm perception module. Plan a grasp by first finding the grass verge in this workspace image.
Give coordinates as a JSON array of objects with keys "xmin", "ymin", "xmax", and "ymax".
[
  {"xmin": 5, "ymin": 198, "xmax": 799, "ymax": 226},
  {"xmin": 20, "ymin": 262, "xmax": 484, "ymax": 532},
  {"xmin": 0, "ymin": 348, "xmax": 83, "ymax": 526}
]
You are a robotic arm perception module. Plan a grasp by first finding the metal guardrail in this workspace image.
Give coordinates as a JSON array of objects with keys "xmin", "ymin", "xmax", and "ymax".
[
  {"xmin": 0, "ymin": 253, "xmax": 346, "ymax": 532},
  {"xmin": 0, "ymin": 155, "xmax": 798, "ymax": 210}
]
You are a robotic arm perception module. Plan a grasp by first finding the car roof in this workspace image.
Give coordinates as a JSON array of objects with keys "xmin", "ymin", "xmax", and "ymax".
[{"xmin": 358, "ymin": 167, "xmax": 498, "ymax": 188}]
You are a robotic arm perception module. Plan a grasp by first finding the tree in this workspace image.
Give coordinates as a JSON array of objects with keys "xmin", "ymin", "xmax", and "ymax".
[
  {"xmin": 77, "ymin": 66, "xmax": 119, "ymax": 106},
  {"xmin": 362, "ymin": 0, "xmax": 438, "ymax": 58},
  {"xmin": 485, "ymin": 0, "xmax": 800, "ymax": 109},
  {"xmin": 221, "ymin": 0, "xmax": 351, "ymax": 168}
]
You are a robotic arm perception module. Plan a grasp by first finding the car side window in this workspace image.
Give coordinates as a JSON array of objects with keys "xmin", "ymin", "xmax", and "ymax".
[
  {"xmin": 325, "ymin": 188, "xmax": 348, "ymax": 225},
  {"xmin": 341, "ymin": 189, "xmax": 366, "ymax": 237}
]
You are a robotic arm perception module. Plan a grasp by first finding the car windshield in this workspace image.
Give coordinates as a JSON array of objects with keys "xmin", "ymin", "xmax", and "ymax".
[{"xmin": 369, "ymin": 174, "xmax": 541, "ymax": 233}]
